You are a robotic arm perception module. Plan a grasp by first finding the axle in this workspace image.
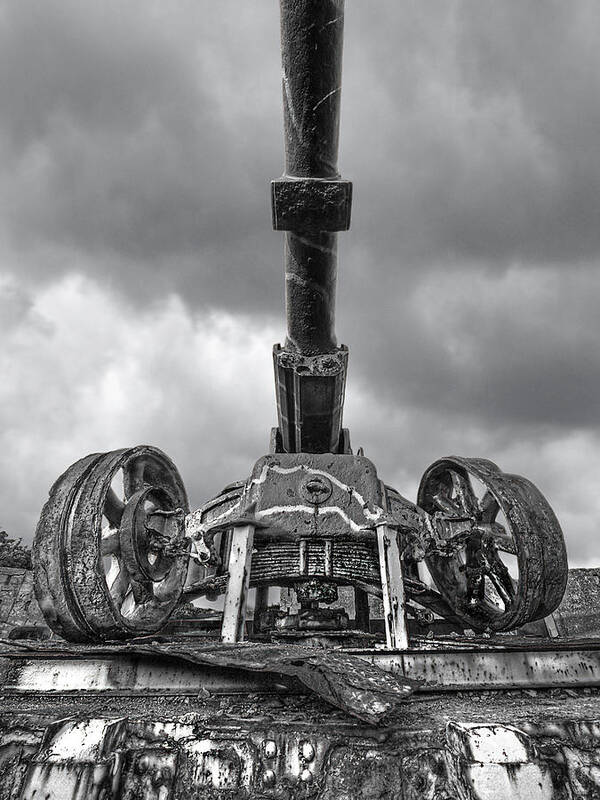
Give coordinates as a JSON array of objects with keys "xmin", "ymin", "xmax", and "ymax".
[{"xmin": 272, "ymin": 0, "xmax": 352, "ymax": 454}]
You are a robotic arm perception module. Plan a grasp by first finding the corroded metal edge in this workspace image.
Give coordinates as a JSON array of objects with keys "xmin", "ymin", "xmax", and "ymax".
[{"xmin": 2, "ymin": 640, "xmax": 600, "ymax": 697}]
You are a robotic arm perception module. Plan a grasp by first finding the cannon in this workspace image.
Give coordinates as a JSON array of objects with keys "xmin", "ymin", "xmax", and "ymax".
[{"xmin": 33, "ymin": 0, "xmax": 568, "ymax": 646}]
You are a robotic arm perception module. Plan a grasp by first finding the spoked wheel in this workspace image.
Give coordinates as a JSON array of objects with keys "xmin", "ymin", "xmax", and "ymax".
[
  {"xmin": 417, "ymin": 456, "xmax": 568, "ymax": 632},
  {"xmin": 33, "ymin": 446, "xmax": 190, "ymax": 642}
]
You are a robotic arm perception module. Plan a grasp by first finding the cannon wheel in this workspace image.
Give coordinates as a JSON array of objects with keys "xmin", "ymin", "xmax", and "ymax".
[
  {"xmin": 417, "ymin": 456, "xmax": 568, "ymax": 632},
  {"xmin": 33, "ymin": 446, "xmax": 189, "ymax": 642}
]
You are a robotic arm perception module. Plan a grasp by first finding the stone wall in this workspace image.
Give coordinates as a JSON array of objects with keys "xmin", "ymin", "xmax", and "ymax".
[
  {"xmin": 551, "ymin": 568, "xmax": 600, "ymax": 638},
  {"xmin": 0, "ymin": 567, "xmax": 48, "ymax": 638}
]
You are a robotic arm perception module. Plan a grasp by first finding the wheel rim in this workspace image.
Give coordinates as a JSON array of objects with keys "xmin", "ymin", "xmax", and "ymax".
[
  {"xmin": 34, "ymin": 446, "xmax": 189, "ymax": 641},
  {"xmin": 417, "ymin": 456, "xmax": 567, "ymax": 632}
]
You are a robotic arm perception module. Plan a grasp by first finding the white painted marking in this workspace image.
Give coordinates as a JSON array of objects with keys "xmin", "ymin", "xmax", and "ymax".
[
  {"xmin": 312, "ymin": 87, "xmax": 341, "ymax": 112},
  {"xmin": 256, "ymin": 504, "xmax": 367, "ymax": 532},
  {"xmin": 43, "ymin": 718, "xmax": 119, "ymax": 761},
  {"xmin": 282, "ymin": 71, "xmax": 301, "ymax": 136},
  {"xmin": 249, "ymin": 464, "xmax": 383, "ymax": 522}
]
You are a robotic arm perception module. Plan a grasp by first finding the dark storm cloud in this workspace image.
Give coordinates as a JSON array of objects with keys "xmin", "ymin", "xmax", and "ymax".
[
  {"xmin": 5, "ymin": 1, "xmax": 600, "ymax": 300},
  {"xmin": 343, "ymin": 0, "xmax": 600, "ymax": 268},
  {"xmin": 338, "ymin": 261, "xmax": 600, "ymax": 429},
  {"xmin": 0, "ymin": 0, "xmax": 282, "ymax": 308}
]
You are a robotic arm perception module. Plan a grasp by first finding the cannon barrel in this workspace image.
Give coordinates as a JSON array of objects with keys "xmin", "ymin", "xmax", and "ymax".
[{"xmin": 272, "ymin": 0, "xmax": 352, "ymax": 454}]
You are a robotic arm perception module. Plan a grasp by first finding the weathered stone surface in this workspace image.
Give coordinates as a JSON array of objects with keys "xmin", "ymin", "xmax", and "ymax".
[
  {"xmin": 562, "ymin": 745, "xmax": 600, "ymax": 798},
  {"xmin": 0, "ymin": 710, "xmax": 595, "ymax": 798},
  {"xmin": 445, "ymin": 722, "xmax": 573, "ymax": 799},
  {"xmin": 2, "ymin": 689, "xmax": 600, "ymax": 798},
  {"xmin": 456, "ymin": 762, "xmax": 566, "ymax": 800},
  {"xmin": 552, "ymin": 568, "xmax": 600, "ymax": 638},
  {"xmin": 0, "ymin": 569, "xmax": 48, "ymax": 638},
  {"xmin": 402, "ymin": 749, "xmax": 450, "ymax": 799},
  {"xmin": 447, "ymin": 722, "xmax": 535, "ymax": 764},
  {"xmin": 323, "ymin": 746, "xmax": 403, "ymax": 800}
]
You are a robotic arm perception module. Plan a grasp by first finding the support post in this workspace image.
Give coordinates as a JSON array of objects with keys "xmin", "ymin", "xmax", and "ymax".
[
  {"xmin": 377, "ymin": 525, "xmax": 409, "ymax": 650},
  {"xmin": 253, "ymin": 585, "xmax": 269, "ymax": 634},
  {"xmin": 221, "ymin": 525, "xmax": 255, "ymax": 643},
  {"xmin": 355, "ymin": 587, "xmax": 371, "ymax": 632}
]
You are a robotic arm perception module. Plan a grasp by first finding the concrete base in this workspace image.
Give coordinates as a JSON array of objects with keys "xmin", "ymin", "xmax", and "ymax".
[
  {"xmin": 1, "ymin": 687, "xmax": 600, "ymax": 799},
  {"xmin": 2, "ymin": 638, "xmax": 600, "ymax": 797}
]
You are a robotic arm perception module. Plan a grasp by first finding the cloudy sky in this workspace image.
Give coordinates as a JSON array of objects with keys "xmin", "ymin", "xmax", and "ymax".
[{"xmin": 1, "ymin": 0, "xmax": 599, "ymax": 567}]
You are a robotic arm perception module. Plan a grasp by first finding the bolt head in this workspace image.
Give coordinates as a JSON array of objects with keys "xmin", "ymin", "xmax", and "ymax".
[
  {"xmin": 262, "ymin": 769, "xmax": 276, "ymax": 787},
  {"xmin": 151, "ymin": 768, "xmax": 164, "ymax": 787},
  {"xmin": 136, "ymin": 755, "xmax": 150, "ymax": 774},
  {"xmin": 263, "ymin": 740, "xmax": 278, "ymax": 759},
  {"xmin": 301, "ymin": 742, "xmax": 315, "ymax": 762}
]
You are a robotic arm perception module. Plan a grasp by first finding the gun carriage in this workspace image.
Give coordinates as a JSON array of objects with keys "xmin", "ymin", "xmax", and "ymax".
[{"xmin": 33, "ymin": 0, "xmax": 568, "ymax": 649}]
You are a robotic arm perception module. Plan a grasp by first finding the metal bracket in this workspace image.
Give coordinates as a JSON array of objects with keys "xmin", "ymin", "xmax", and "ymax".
[{"xmin": 271, "ymin": 177, "xmax": 352, "ymax": 232}]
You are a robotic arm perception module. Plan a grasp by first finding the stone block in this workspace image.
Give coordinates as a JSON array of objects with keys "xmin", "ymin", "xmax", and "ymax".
[
  {"xmin": 462, "ymin": 762, "xmax": 559, "ymax": 800},
  {"xmin": 0, "ymin": 567, "xmax": 48, "ymax": 636},
  {"xmin": 402, "ymin": 749, "xmax": 450, "ymax": 800},
  {"xmin": 447, "ymin": 723, "xmax": 535, "ymax": 764},
  {"xmin": 562, "ymin": 745, "xmax": 600, "ymax": 796},
  {"xmin": 321, "ymin": 745, "xmax": 403, "ymax": 800},
  {"xmin": 552, "ymin": 568, "xmax": 600, "ymax": 638}
]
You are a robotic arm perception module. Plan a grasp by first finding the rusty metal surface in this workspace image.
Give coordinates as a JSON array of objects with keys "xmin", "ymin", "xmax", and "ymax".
[
  {"xmin": 186, "ymin": 454, "xmax": 389, "ymax": 602},
  {"xmin": 4, "ymin": 637, "xmax": 600, "ymax": 712},
  {"xmin": 33, "ymin": 447, "xmax": 189, "ymax": 643},
  {"xmin": 272, "ymin": 177, "xmax": 352, "ymax": 232},
  {"xmin": 12, "ymin": 0, "xmax": 582, "ymax": 792},
  {"xmin": 245, "ymin": 454, "xmax": 384, "ymax": 539},
  {"xmin": 0, "ymin": 654, "xmax": 292, "ymax": 696},
  {"xmin": 0, "ymin": 639, "xmax": 418, "ymax": 725},
  {"xmin": 273, "ymin": 346, "xmax": 348, "ymax": 453},
  {"xmin": 418, "ymin": 456, "xmax": 568, "ymax": 632},
  {"xmin": 3, "ymin": 689, "xmax": 600, "ymax": 799},
  {"xmin": 278, "ymin": 0, "xmax": 346, "ymax": 351}
]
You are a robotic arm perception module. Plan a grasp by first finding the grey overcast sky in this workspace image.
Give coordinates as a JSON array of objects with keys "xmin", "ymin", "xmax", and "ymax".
[{"xmin": 1, "ymin": 0, "xmax": 599, "ymax": 566}]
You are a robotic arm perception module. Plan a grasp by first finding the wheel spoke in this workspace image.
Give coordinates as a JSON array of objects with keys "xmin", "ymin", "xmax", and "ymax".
[
  {"xmin": 100, "ymin": 531, "xmax": 121, "ymax": 556},
  {"xmin": 154, "ymin": 567, "xmax": 186, "ymax": 603},
  {"xmin": 481, "ymin": 578, "xmax": 507, "ymax": 612},
  {"xmin": 36, "ymin": 445, "xmax": 189, "ymax": 641},
  {"xmin": 106, "ymin": 557, "xmax": 130, "ymax": 606},
  {"xmin": 120, "ymin": 588, "xmax": 136, "ymax": 617},
  {"xmin": 130, "ymin": 577, "xmax": 153, "ymax": 605},
  {"xmin": 432, "ymin": 490, "xmax": 462, "ymax": 515},
  {"xmin": 451, "ymin": 471, "xmax": 478, "ymax": 516},
  {"xmin": 128, "ymin": 599, "xmax": 162, "ymax": 626},
  {"xmin": 479, "ymin": 490, "xmax": 499, "ymax": 522},
  {"xmin": 487, "ymin": 569, "xmax": 515, "ymax": 608},
  {"xmin": 104, "ymin": 488, "xmax": 125, "ymax": 528},
  {"xmin": 123, "ymin": 455, "xmax": 152, "ymax": 497},
  {"xmin": 489, "ymin": 530, "xmax": 517, "ymax": 555}
]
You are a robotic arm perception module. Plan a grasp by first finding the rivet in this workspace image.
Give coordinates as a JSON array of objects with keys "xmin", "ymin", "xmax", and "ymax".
[
  {"xmin": 263, "ymin": 740, "xmax": 278, "ymax": 759},
  {"xmin": 263, "ymin": 769, "xmax": 276, "ymax": 787},
  {"xmin": 136, "ymin": 755, "xmax": 150, "ymax": 774},
  {"xmin": 152, "ymin": 768, "xmax": 164, "ymax": 786},
  {"xmin": 300, "ymin": 769, "xmax": 313, "ymax": 783},
  {"xmin": 301, "ymin": 742, "xmax": 315, "ymax": 762}
]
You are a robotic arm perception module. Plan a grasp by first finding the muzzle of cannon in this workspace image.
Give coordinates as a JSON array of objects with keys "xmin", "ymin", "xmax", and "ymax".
[{"xmin": 33, "ymin": 0, "xmax": 568, "ymax": 645}]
